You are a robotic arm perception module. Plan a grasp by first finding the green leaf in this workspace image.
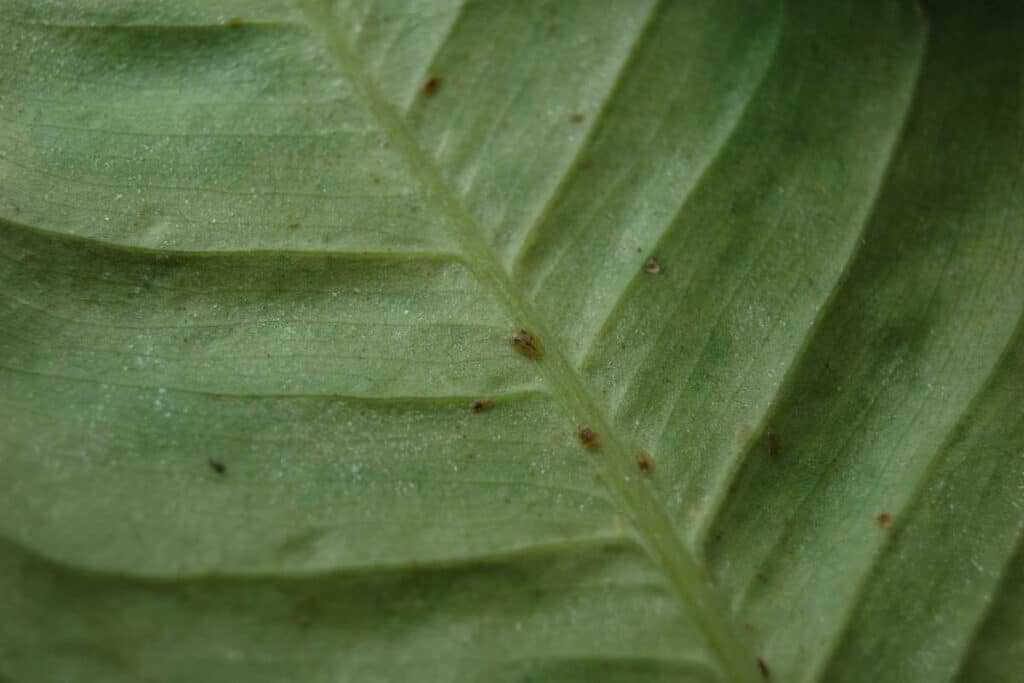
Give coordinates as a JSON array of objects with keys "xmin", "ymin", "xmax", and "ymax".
[{"xmin": 2, "ymin": 0, "xmax": 1022, "ymax": 681}]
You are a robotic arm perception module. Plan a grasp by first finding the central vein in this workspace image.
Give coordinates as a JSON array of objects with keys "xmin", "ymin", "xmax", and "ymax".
[{"xmin": 297, "ymin": 2, "xmax": 760, "ymax": 680}]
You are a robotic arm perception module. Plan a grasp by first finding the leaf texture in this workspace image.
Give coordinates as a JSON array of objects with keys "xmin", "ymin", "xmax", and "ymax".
[{"xmin": 1, "ymin": 1, "xmax": 1022, "ymax": 681}]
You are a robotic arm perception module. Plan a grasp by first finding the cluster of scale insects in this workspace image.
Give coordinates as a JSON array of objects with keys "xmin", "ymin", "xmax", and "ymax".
[{"xmin": 506, "ymin": 329, "xmax": 654, "ymax": 476}]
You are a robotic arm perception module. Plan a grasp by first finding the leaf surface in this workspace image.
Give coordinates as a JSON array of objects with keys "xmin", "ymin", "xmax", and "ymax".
[{"xmin": 1, "ymin": 1, "xmax": 1022, "ymax": 681}]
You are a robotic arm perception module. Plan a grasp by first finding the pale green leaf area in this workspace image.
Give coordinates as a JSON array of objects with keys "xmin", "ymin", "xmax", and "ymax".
[{"xmin": 1, "ymin": 0, "xmax": 1022, "ymax": 680}]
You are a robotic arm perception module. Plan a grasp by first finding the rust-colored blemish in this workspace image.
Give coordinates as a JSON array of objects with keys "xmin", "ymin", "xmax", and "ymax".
[
  {"xmin": 877, "ymin": 512, "xmax": 892, "ymax": 529},
  {"xmin": 569, "ymin": 113, "xmax": 585, "ymax": 124},
  {"xmin": 634, "ymin": 450, "xmax": 653, "ymax": 475},
  {"xmin": 574, "ymin": 426, "xmax": 600, "ymax": 451},
  {"xmin": 421, "ymin": 76, "xmax": 441, "ymax": 96},
  {"xmin": 287, "ymin": 223, "xmax": 300, "ymax": 231},
  {"xmin": 469, "ymin": 399, "xmax": 494, "ymax": 414},
  {"xmin": 510, "ymin": 329, "xmax": 541, "ymax": 359}
]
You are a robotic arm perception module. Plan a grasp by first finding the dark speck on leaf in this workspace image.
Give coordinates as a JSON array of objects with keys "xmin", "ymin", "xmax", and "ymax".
[
  {"xmin": 569, "ymin": 113, "xmax": 585, "ymax": 124},
  {"xmin": 634, "ymin": 450, "xmax": 653, "ymax": 474},
  {"xmin": 643, "ymin": 256, "xmax": 662, "ymax": 274},
  {"xmin": 208, "ymin": 459, "xmax": 226, "ymax": 474},
  {"xmin": 575, "ymin": 427, "xmax": 599, "ymax": 451},
  {"xmin": 227, "ymin": 17, "xmax": 243, "ymax": 28},
  {"xmin": 510, "ymin": 329, "xmax": 541, "ymax": 359},
  {"xmin": 877, "ymin": 512, "xmax": 892, "ymax": 529},
  {"xmin": 470, "ymin": 399, "xmax": 494, "ymax": 414},
  {"xmin": 758, "ymin": 657, "xmax": 770, "ymax": 680},
  {"xmin": 767, "ymin": 431, "xmax": 780, "ymax": 458},
  {"xmin": 421, "ymin": 76, "xmax": 441, "ymax": 96},
  {"xmin": 288, "ymin": 223, "xmax": 300, "ymax": 231}
]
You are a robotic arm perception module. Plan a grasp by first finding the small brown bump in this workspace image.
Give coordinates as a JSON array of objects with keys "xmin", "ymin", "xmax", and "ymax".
[
  {"xmin": 470, "ymin": 399, "xmax": 494, "ymax": 414},
  {"xmin": 569, "ymin": 113, "xmax": 585, "ymax": 124},
  {"xmin": 634, "ymin": 450, "xmax": 653, "ymax": 474},
  {"xmin": 757, "ymin": 657, "xmax": 770, "ymax": 680},
  {"xmin": 767, "ymin": 431, "xmax": 780, "ymax": 458},
  {"xmin": 574, "ymin": 426, "xmax": 600, "ymax": 451},
  {"xmin": 227, "ymin": 17, "xmax": 243, "ymax": 28},
  {"xmin": 208, "ymin": 458, "xmax": 226, "ymax": 474},
  {"xmin": 643, "ymin": 256, "xmax": 662, "ymax": 274},
  {"xmin": 287, "ymin": 223, "xmax": 300, "ymax": 231},
  {"xmin": 877, "ymin": 512, "xmax": 892, "ymax": 529},
  {"xmin": 510, "ymin": 329, "xmax": 541, "ymax": 359},
  {"xmin": 421, "ymin": 76, "xmax": 441, "ymax": 96}
]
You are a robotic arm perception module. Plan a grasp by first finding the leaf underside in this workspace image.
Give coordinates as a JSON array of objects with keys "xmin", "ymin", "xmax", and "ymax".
[{"xmin": 1, "ymin": 1, "xmax": 1022, "ymax": 681}]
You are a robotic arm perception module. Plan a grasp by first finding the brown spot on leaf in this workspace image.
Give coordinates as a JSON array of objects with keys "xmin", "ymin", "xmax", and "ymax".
[
  {"xmin": 208, "ymin": 459, "xmax": 226, "ymax": 474},
  {"xmin": 877, "ymin": 512, "xmax": 892, "ymax": 529},
  {"xmin": 510, "ymin": 329, "xmax": 541, "ymax": 359},
  {"xmin": 574, "ymin": 427, "xmax": 600, "ymax": 451},
  {"xmin": 421, "ymin": 76, "xmax": 441, "ymax": 96},
  {"xmin": 569, "ymin": 113, "xmax": 585, "ymax": 124},
  {"xmin": 757, "ymin": 657, "xmax": 770, "ymax": 680},
  {"xmin": 469, "ymin": 399, "xmax": 494, "ymax": 414},
  {"xmin": 227, "ymin": 17, "xmax": 243, "ymax": 28},
  {"xmin": 634, "ymin": 450, "xmax": 653, "ymax": 474},
  {"xmin": 736, "ymin": 425, "xmax": 752, "ymax": 446},
  {"xmin": 643, "ymin": 256, "xmax": 662, "ymax": 274},
  {"xmin": 287, "ymin": 223, "xmax": 300, "ymax": 231}
]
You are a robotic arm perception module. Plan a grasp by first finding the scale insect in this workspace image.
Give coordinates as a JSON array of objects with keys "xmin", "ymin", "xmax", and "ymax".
[
  {"xmin": 470, "ymin": 399, "xmax": 494, "ymax": 414},
  {"xmin": 510, "ymin": 329, "xmax": 541, "ymax": 359},
  {"xmin": 574, "ymin": 426, "xmax": 600, "ymax": 451},
  {"xmin": 634, "ymin": 450, "xmax": 653, "ymax": 474}
]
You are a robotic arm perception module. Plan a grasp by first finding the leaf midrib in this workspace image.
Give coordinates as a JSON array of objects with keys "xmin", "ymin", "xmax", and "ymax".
[{"xmin": 295, "ymin": 1, "xmax": 760, "ymax": 681}]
